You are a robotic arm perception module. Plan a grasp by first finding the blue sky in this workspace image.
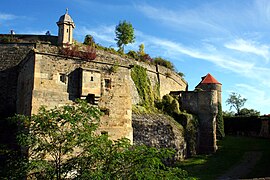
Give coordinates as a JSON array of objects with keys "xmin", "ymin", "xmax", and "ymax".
[{"xmin": 1, "ymin": 0, "xmax": 270, "ymax": 114}]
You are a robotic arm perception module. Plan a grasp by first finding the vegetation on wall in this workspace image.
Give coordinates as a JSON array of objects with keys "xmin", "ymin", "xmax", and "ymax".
[
  {"xmin": 156, "ymin": 94, "xmax": 198, "ymax": 156},
  {"xmin": 3, "ymin": 100, "xmax": 190, "ymax": 179},
  {"xmin": 59, "ymin": 43, "xmax": 96, "ymax": 60},
  {"xmin": 131, "ymin": 65, "xmax": 155, "ymax": 109},
  {"xmin": 154, "ymin": 57, "xmax": 175, "ymax": 71},
  {"xmin": 216, "ymin": 102, "xmax": 225, "ymax": 140}
]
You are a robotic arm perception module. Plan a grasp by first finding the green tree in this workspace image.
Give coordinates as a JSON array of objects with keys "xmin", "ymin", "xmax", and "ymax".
[
  {"xmin": 115, "ymin": 20, "xmax": 135, "ymax": 53},
  {"xmin": 83, "ymin": 34, "xmax": 95, "ymax": 47},
  {"xmin": 216, "ymin": 103, "xmax": 225, "ymax": 139},
  {"xmin": 138, "ymin": 43, "xmax": 145, "ymax": 56},
  {"xmin": 226, "ymin": 92, "xmax": 247, "ymax": 115},
  {"xmin": 7, "ymin": 100, "xmax": 189, "ymax": 179}
]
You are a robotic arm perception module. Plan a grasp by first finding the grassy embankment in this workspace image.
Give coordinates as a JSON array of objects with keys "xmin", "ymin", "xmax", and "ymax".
[{"xmin": 178, "ymin": 136, "xmax": 270, "ymax": 180}]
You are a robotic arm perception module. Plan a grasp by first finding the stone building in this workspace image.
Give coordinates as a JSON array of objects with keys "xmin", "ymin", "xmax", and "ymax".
[{"xmin": 0, "ymin": 11, "xmax": 221, "ymax": 156}]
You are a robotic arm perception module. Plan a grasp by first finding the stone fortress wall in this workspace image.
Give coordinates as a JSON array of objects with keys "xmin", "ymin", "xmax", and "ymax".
[
  {"xmin": 0, "ymin": 40, "xmax": 220, "ymax": 156},
  {"xmin": 0, "ymin": 42, "xmax": 187, "ymax": 144},
  {"xmin": 0, "ymin": 10, "xmax": 220, "ymax": 156}
]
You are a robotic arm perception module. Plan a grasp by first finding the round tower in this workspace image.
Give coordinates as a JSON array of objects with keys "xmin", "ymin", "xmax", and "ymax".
[
  {"xmin": 57, "ymin": 9, "xmax": 75, "ymax": 45},
  {"xmin": 195, "ymin": 73, "xmax": 222, "ymax": 103}
]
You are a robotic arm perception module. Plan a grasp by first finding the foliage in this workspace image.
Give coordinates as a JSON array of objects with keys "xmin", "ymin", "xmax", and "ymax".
[
  {"xmin": 5, "ymin": 100, "xmax": 190, "ymax": 179},
  {"xmin": 226, "ymin": 92, "xmax": 247, "ymax": 115},
  {"xmin": 115, "ymin": 20, "xmax": 135, "ymax": 53},
  {"xmin": 177, "ymin": 71, "xmax": 185, "ymax": 78},
  {"xmin": 138, "ymin": 43, "xmax": 145, "ymax": 56},
  {"xmin": 238, "ymin": 108, "xmax": 260, "ymax": 117},
  {"xmin": 154, "ymin": 57, "xmax": 175, "ymax": 71},
  {"xmin": 216, "ymin": 102, "xmax": 225, "ymax": 140},
  {"xmin": 131, "ymin": 65, "xmax": 155, "ymax": 108},
  {"xmin": 127, "ymin": 50, "xmax": 139, "ymax": 60},
  {"xmin": 83, "ymin": 34, "xmax": 95, "ymax": 47},
  {"xmin": 156, "ymin": 94, "xmax": 198, "ymax": 157},
  {"xmin": 60, "ymin": 44, "xmax": 96, "ymax": 60},
  {"xmin": 139, "ymin": 53, "xmax": 153, "ymax": 63},
  {"xmin": 222, "ymin": 110, "xmax": 235, "ymax": 117}
]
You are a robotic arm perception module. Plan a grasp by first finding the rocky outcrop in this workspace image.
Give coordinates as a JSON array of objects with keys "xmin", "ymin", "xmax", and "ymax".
[{"xmin": 132, "ymin": 113, "xmax": 187, "ymax": 159}]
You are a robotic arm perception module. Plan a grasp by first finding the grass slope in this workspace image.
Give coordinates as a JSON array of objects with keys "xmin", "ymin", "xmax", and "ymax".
[{"xmin": 178, "ymin": 136, "xmax": 270, "ymax": 180}]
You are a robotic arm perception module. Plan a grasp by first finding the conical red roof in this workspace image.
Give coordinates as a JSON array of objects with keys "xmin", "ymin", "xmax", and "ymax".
[{"xmin": 200, "ymin": 73, "xmax": 221, "ymax": 84}]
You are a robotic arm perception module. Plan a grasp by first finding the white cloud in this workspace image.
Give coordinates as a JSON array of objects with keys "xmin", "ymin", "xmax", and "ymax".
[
  {"xmin": 135, "ymin": 3, "xmax": 227, "ymax": 34},
  {"xmin": 225, "ymin": 39, "xmax": 270, "ymax": 62},
  {"xmin": 0, "ymin": 13, "xmax": 17, "ymax": 20}
]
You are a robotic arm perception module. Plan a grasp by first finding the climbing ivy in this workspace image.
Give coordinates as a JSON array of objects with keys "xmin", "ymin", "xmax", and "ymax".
[
  {"xmin": 216, "ymin": 102, "xmax": 225, "ymax": 139},
  {"xmin": 131, "ymin": 65, "xmax": 155, "ymax": 108}
]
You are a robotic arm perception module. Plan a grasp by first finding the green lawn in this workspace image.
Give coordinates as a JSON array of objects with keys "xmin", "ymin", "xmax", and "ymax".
[{"xmin": 177, "ymin": 136, "xmax": 270, "ymax": 180}]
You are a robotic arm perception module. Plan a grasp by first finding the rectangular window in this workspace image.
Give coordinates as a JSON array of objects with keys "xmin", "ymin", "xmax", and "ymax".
[
  {"xmin": 59, "ymin": 73, "xmax": 67, "ymax": 84},
  {"xmin": 104, "ymin": 79, "xmax": 111, "ymax": 89}
]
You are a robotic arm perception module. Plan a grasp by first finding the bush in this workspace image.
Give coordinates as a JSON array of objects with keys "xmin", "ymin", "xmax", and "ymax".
[
  {"xmin": 127, "ymin": 50, "xmax": 139, "ymax": 60},
  {"xmin": 60, "ymin": 44, "xmax": 96, "ymax": 60},
  {"xmin": 4, "ymin": 100, "xmax": 190, "ymax": 179},
  {"xmin": 154, "ymin": 57, "xmax": 175, "ymax": 71}
]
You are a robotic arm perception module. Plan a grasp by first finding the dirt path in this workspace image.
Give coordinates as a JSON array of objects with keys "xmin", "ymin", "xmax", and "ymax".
[{"xmin": 218, "ymin": 151, "xmax": 262, "ymax": 180}]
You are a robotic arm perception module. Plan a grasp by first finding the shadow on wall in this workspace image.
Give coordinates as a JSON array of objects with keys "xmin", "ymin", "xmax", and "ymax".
[{"xmin": 67, "ymin": 68, "xmax": 80, "ymax": 101}]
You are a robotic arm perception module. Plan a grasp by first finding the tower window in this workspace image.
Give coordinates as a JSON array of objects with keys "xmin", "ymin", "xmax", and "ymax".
[
  {"xmin": 67, "ymin": 29, "xmax": 69, "ymax": 33},
  {"xmin": 90, "ymin": 76, "xmax": 94, "ymax": 81}
]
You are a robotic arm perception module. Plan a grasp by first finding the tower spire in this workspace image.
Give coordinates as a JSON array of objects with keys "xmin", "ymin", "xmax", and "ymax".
[{"xmin": 66, "ymin": 8, "xmax": 68, "ymax": 14}]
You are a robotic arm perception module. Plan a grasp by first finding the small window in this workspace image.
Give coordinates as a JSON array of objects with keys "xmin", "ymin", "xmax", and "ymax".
[
  {"xmin": 101, "ymin": 131, "xmax": 108, "ymax": 136},
  {"xmin": 90, "ymin": 76, "xmax": 94, "ymax": 81},
  {"xmin": 104, "ymin": 79, "xmax": 111, "ymax": 89},
  {"xmin": 59, "ymin": 73, "xmax": 67, "ymax": 84},
  {"xmin": 67, "ymin": 29, "xmax": 69, "ymax": 33}
]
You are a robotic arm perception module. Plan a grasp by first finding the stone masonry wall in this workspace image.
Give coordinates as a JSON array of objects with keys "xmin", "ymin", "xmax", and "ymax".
[
  {"xmin": 28, "ymin": 51, "xmax": 133, "ymax": 142},
  {"xmin": 0, "ymin": 44, "xmax": 34, "ymax": 118},
  {"xmin": 132, "ymin": 113, "xmax": 186, "ymax": 159}
]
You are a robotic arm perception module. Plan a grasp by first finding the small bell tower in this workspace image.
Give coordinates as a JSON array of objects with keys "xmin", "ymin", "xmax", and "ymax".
[{"xmin": 57, "ymin": 8, "xmax": 75, "ymax": 45}]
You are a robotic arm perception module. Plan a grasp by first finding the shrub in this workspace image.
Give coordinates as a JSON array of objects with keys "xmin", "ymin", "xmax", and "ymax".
[
  {"xmin": 5, "ymin": 100, "xmax": 190, "ymax": 179},
  {"xmin": 127, "ymin": 50, "xmax": 139, "ymax": 60},
  {"xmin": 60, "ymin": 44, "xmax": 96, "ymax": 60},
  {"xmin": 139, "ymin": 54, "xmax": 153, "ymax": 63},
  {"xmin": 154, "ymin": 57, "xmax": 175, "ymax": 71}
]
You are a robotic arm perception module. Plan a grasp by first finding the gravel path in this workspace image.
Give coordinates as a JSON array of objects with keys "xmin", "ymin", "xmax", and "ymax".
[{"xmin": 217, "ymin": 151, "xmax": 262, "ymax": 180}]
